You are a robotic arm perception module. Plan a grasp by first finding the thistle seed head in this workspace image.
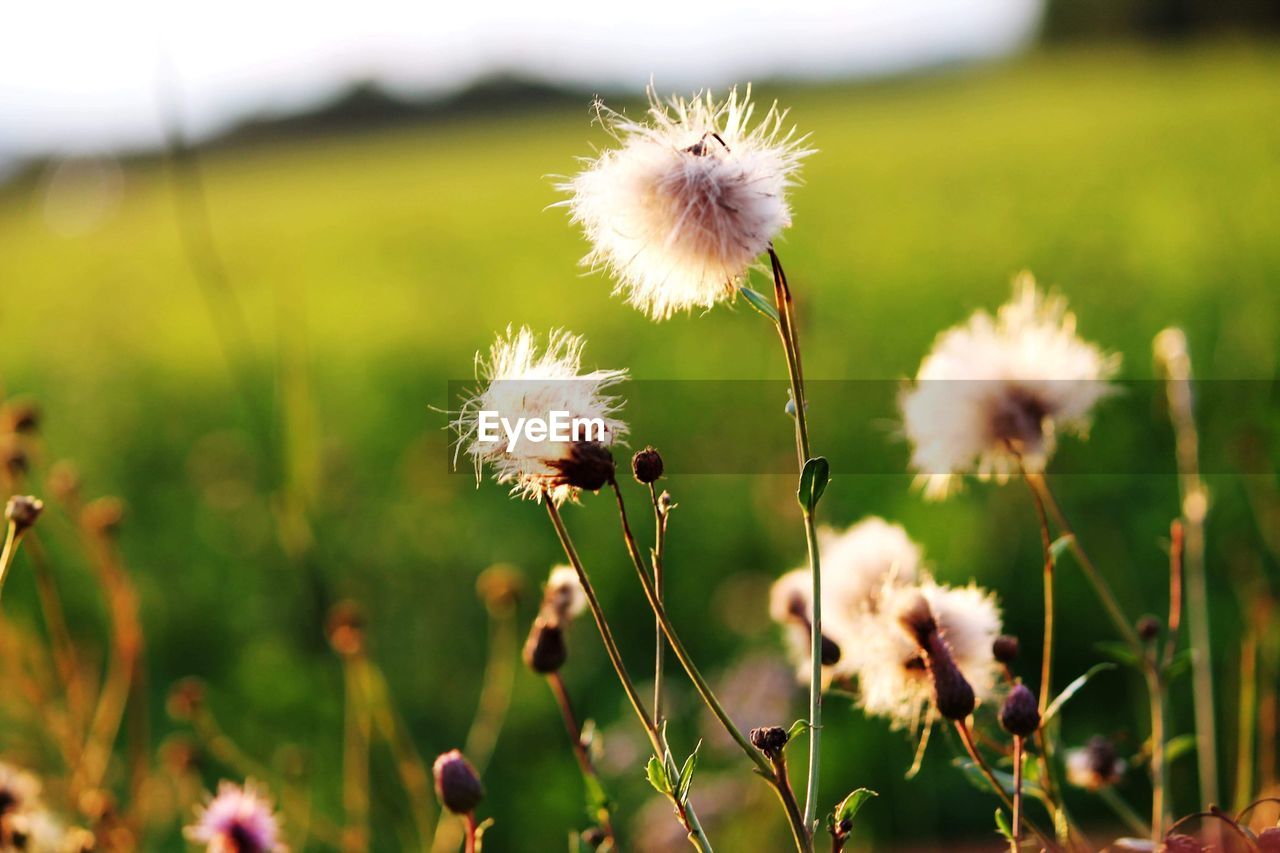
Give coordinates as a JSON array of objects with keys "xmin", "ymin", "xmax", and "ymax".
[
  {"xmin": 631, "ymin": 446, "xmax": 664, "ymax": 485},
  {"xmin": 522, "ymin": 615, "xmax": 568, "ymax": 674}
]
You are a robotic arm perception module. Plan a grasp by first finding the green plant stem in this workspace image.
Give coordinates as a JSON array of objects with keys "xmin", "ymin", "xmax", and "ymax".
[
  {"xmin": 768, "ymin": 247, "xmax": 823, "ymax": 833},
  {"xmin": 341, "ymin": 654, "xmax": 371, "ymax": 853},
  {"xmin": 544, "ymin": 499, "xmax": 712, "ymax": 852},
  {"xmin": 610, "ymin": 481, "xmax": 811, "ymax": 851},
  {"xmin": 0, "ymin": 521, "xmax": 23, "ymax": 602},
  {"xmin": 464, "ymin": 812, "xmax": 478, "ymax": 853},
  {"xmin": 769, "ymin": 751, "xmax": 809, "ymax": 853},
  {"xmin": 547, "ymin": 672, "xmax": 617, "ymax": 845},
  {"xmin": 1011, "ymin": 736, "xmax": 1025, "ymax": 852},
  {"xmin": 650, "ymin": 483, "xmax": 667, "ymax": 728},
  {"xmin": 954, "ymin": 720, "xmax": 1056, "ymax": 850}
]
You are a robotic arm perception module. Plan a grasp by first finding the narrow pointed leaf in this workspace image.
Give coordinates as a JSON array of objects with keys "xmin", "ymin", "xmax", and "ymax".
[
  {"xmin": 738, "ymin": 286, "xmax": 780, "ymax": 323},
  {"xmin": 1049, "ymin": 534, "xmax": 1075, "ymax": 562},
  {"xmin": 1043, "ymin": 662, "xmax": 1116, "ymax": 723},
  {"xmin": 834, "ymin": 788, "xmax": 878, "ymax": 824},
  {"xmin": 645, "ymin": 756, "xmax": 671, "ymax": 795}
]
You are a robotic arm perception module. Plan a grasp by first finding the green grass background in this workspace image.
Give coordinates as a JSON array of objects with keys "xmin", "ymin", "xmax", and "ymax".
[{"xmin": 0, "ymin": 41, "xmax": 1277, "ymax": 849}]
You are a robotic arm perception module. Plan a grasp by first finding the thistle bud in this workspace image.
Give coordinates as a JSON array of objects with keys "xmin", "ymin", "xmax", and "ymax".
[
  {"xmin": 631, "ymin": 447, "xmax": 664, "ymax": 484},
  {"xmin": 749, "ymin": 726, "xmax": 789, "ymax": 760},
  {"xmin": 1137, "ymin": 615, "xmax": 1161, "ymax": 642},
  {"xmin": 999, "ymin": 683, "xmax": 1041, "ymax": 737},
  {"xmin": 553, "ymin": 441, "xmax": 615, "ymax": 492},
  {"xmin": 433, "ymin": 749, "xmax": 484, "ymax": 815},
  {"xmin": 4, "ymin": 495, "xmax": 43, "ymax": 534},
  {"xmin": 523, "ymin": 615, "xmax": 568, "ymax": 674},
  {"xmin": 992, "ymin": 634, "xmax": 1020, "ymax": 665},
  {"xmin": 899, "ymin": 594, "xmax": 975, "ymax": 721},
  {"xmin": 820, "ymin": 634, "xmax": 842, "ymax": 666}
]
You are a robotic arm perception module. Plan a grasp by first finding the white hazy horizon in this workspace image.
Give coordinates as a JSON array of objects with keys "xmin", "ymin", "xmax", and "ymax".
[{"xmin": 2, "ymin": 0, "xmax": 1043, "ymax": 160}]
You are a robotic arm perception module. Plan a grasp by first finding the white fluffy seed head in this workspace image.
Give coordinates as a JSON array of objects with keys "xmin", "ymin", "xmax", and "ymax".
[
  {"xmin": 854, "ymin": 578, "xmax": 1002, "ymax": 730},
  {"xmin": 900, "ymin": 273, "xmax": 1120, "ymax": 499},
  {"xmin": 560, "ymin": 84, "xmax": 812, "ymax": 321},
  {"xmin": 544, "ymin": 565, "xmax": 587, "ymax": 622},
  {"xmin": 768, "ymin": 568, "xmax": 818, "ymax": 683},
  {"xmin": 454, "ymin": 326, "xmax": 627, "ymax": 505}
]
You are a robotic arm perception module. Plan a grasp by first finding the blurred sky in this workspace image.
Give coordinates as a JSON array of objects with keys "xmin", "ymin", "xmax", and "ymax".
[{"xmin": 2, "ymin": 0, "xmax": 1042, "ymax": 159}]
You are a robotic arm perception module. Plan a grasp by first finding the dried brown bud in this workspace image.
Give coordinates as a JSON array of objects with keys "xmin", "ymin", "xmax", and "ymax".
[
  {"xmin": 1137, "ymin": 615, "xmax": 1161, "ymax": 642},
  {"xmin": 992, "ymin": 634, "xmax": 1020, "ymax": 665},
  {"xmin": 166, "ymin": 678, "xmax": 206, "ymax": 721},
  {"xmin": 433, "ymin": 749, "xmax": 484, "ymax": 815},
  {"xmin": 326, "ymin": 600, "xmax": 366, "ymax": 657},
  {"xmin": 522, "ymin": 615, "xmax": 568, "ymax": 674},
  {"xmin": 552, "ymin": 441, "xmax": 616, "ymax": 492},
  {"xmin": 81, "ymin": 497, "xmax": 125, "ymax": 536},
  {"xmin": 5, "ymin": 495, "xmax": 43, "ymax": 534},
  {"xmin": 925, "ymin": 636, "xmax": 976, "ymax": 721},
  {"xmin": 749, "ymin": 726, "xmax": 789, "ymax": 760},
  {"xmin": 631, "ymin": 447, "xmax": 664, "ymax": 485},
  {"xmin": 999, "ymin": 683, "xmax": 1041, "ymax": 737}
]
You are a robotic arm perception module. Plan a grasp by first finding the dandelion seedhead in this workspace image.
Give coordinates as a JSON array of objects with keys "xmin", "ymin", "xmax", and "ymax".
[
  {"xmin": 561, "ymin": 84, "xmax": 812, "ymax": 320},
  {"xmin": 857, "ymin": 579, "xmax": 1001, "ymax": 729},
  {"xmin": 543, "ymin": 565, "xmax": 587, "ymax": 624},
  {"xmin": 770, "ymin": 517, "xmax": 923, "ymax": 684},
  {"xmin": 455, "ymin": 326, "xmax": 627, "ymax": 505},
  {"xmin": 900, "ymin": 274, "xmax": 1119, "ymax": 499},
  {"xmin": 184, "ymin": 779, "xmax": 283, "ymax": 853},
  {"xmin": 1066, "ymin": 735, "xmax": 1126, "ymax": 791}
]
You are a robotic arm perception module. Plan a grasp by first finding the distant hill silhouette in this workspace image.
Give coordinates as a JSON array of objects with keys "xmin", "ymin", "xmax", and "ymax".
[{"xmin": 211, "ymin": 74, "xmax": 593, "ymax": 148}]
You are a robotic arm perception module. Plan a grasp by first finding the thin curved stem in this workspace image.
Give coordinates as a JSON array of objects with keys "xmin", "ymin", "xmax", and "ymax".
[
  {"xmin": 548, "ymin": 672, "xmax": 617, "ymax": 846},
  {"xmin": 650, "ymin": 483, "xmax": 667, "ymax": 729},
  {"xmin": 0, "ymin": 522, "xmax": 22, "ymax": 602},
  {"xmin": 954, "ymin": 720, "xmax": 1057, "ymax": 850},
  {"xmin": 545, "ymin": 499, "xmax": 712, "ymax": 852},
  {"xmin": 1012, "ymin": 736, "xmax": 1025, "ymax": 852},
  {"xmin": 768, "ymin": 247, "xmax": 823, "ymax": 832},
  {"xmin": 611, "ymin": 481, "xmax": 811, "ymax": 851}
]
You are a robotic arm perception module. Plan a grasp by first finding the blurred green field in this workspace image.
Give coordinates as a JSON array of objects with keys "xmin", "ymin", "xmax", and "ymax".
[{"xmin": 1, "ymin": 41, "xmax": 1278, "ymax": 849}]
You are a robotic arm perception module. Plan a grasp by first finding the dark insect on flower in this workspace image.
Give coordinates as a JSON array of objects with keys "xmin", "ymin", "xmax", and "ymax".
[{"xmin": 433, "ymin": 749, "xmax": 484, "ymax": 815}]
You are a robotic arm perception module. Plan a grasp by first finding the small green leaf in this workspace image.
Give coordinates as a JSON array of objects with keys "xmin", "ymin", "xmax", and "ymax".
[
  {"xmin": 797, "ymin": 456, "xmax": 830, "ymax": 511},
  {"xmin": 834, "ymin": 788, "xmax": 877, "ymax": 825},
  {"xmin": 787, "ymin": 719, "xmax": 811, "ymax": 743},
  {"xmin": 1094, "ymin": 641, "xmax": 1142, "ymax": 669},
  {"xmin": 1165, "ymin": 733, "xmax": 1197, "ymax": 763},
  {"xmin": 474, "ymin": 817, "xmax": 495, "ymax": 852},
  {"xmin": 738, "ymin": 286, "xmax": 780, "ymax": 323},
  {"xmin": 1049, "ymin": 534, "xmax": 1075, "ymax": 562},
  {"xmin": 645, "ymin": 756, "xmax": 671, "ymax": 795},
  {"xmin": 675, "ymin": 741, "xmax": 701, "ymax": 803},
  {"xmin": 1043, "ymin": 662, "xmax": 1116, "ymax": 723},
  {"xmin": 994, "ymin": 808, "xmax": 1014, "ymax": 842}
]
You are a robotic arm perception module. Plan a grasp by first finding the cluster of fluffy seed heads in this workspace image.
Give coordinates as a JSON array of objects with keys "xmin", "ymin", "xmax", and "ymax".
[
  {"xmin": 184, "ymin": 780, "xmax": 284, "ymax": 853},
  {"xmin": 561, "ymin": 85, "xmax": 812, "ymax": 320},
  {"xmin": 523, "ymin": 565, "xmax": 588, "ymax": 674},
  {"xmin": 456, "ymin": 326, "xmax": 627, "ymax": 505},
  {"xmin": 769, "ymin": 517, "xmax": 1002, "ymax": 730},
  {"xmin": 900, "ymin": 274, "xmax": 1119, "ymax": 499}
]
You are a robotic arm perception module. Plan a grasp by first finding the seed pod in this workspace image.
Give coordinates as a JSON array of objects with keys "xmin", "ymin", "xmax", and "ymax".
[
  {"xmin": 4, "ymin": 495, "xmax": 43, "ymax": 534},
  {"xmin": 992, "ymin": 634, "xmax": 1020, "ymax": 665},
  {"xmin": 553, "ymin": 441, "xmax": 616, "ymax": 492},
  {"xmin": 631, "ymin": 447, "xmax": 664, "ymax": 484},
  {"xmin": 1137, "ymin": 615, "xmax": 1161, "ymax": 642},
  {"xmin": 748, "ymin": 726, "xmax": 789, "ymax": 760},
  {"xmin": 998, "ymin": 683, "xmax": 1041, "ymax": 737},
  {"xmin": 433, "ymin": 749, "xmax": 484, "ymax": 815},
  {"xmin": 523, "ymin": 615, "xmax": 568, "ymax": 674}
]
